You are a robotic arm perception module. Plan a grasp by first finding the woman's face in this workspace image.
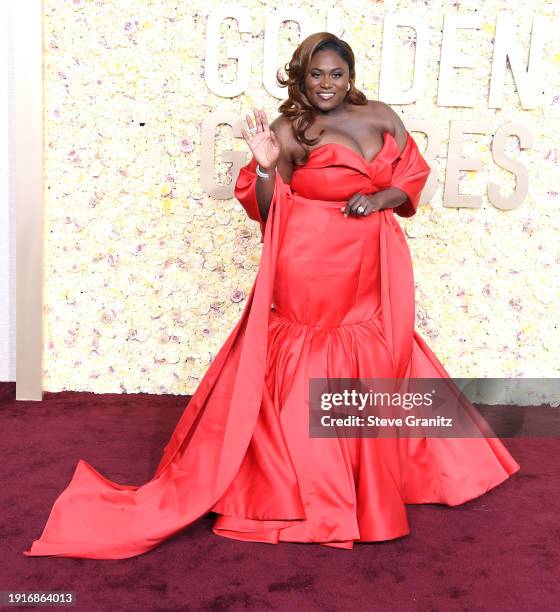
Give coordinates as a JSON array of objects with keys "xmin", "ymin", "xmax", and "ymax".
[{"xmin": 303, "ymin": 49, "xmax": 350, "ymax": 112}]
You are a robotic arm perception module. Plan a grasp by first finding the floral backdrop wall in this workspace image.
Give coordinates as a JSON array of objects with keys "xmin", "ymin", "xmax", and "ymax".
[{"xmin": 43, "ymin": 0, "xmax": 560, "ymax": 393}]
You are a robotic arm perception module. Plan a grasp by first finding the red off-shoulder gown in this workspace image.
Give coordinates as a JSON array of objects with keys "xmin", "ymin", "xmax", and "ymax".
[{"xmin": 23, "ymin": 131, "xmax": 520, "ymax": 558}]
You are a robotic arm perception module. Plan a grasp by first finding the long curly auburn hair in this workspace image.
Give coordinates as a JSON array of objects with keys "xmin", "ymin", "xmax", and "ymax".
[{"xmin": 276, "ymin": 32, "xmax": 368, "ymax": 166}]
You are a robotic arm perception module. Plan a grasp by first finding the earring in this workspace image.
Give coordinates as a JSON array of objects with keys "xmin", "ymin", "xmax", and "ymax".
[{"xmin": 346, "ymin": 83, "xmax": 350, "ymax": 91}]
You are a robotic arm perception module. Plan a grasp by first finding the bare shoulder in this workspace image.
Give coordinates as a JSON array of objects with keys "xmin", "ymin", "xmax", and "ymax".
[
  {"xmin": 268, "ymin": 114, "xmax": 296, "ymax": 183},
  {"xmin": 269, "ymin": 115, "xmax": 296, "ymax": 153},
  {"xmin": 366, "ymin": 100, "xmax": 408, "ymax": 151},
  {"xmin": 269, "ymin": 114, "xmax": 291, "ymax": 134}
]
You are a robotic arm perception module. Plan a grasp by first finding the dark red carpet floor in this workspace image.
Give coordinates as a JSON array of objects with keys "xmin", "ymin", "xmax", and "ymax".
[{"xmin": 1, "ymin": 383, "xmax": 558, "ymax": 611}]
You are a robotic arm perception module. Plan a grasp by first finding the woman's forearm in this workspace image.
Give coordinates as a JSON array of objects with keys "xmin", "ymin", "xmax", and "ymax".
[
  {"xmin": 254, "ymin": 165, "xmax": 277, "ymax": 222},
  {"xmin": 376, "ymin": 187, "xmax": 408, "ymax": 210}
]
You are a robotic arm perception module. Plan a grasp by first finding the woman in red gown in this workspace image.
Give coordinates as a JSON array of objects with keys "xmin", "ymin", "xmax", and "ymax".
[{"xmin": 24, "ymin": 33, "xmax": 519, "ymax": 558}]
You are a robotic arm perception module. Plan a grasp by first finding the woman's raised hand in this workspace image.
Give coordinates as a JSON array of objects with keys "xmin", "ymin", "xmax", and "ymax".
[{"xmin": 241, "ymin": 108, "xmax": 280, "ymax": 170}]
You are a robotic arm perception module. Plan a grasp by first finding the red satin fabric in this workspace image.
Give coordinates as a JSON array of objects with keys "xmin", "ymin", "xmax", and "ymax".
[{"xmin": 23, "ymin": 131, "xmax": 520, "ymax": 558}]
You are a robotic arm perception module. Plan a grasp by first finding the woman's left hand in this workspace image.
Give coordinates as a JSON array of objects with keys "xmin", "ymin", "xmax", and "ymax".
[{"xmin": 341, "ymin": 192, "xmax": 384, "ymax": 217}]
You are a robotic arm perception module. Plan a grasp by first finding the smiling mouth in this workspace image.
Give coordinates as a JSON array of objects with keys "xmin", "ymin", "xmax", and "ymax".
[{"xmin": 317, "ymin": 92, "xmax": 336, "ymax": 100}]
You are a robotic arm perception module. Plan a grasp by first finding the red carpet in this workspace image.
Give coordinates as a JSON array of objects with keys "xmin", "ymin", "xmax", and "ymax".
[{"xmin": 2, "ymin": 383, "xmax": 558, "ymax": 611}]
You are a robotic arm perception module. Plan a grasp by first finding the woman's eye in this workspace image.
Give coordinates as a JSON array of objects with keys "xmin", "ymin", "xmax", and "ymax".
[{"xmin": 311, "ymin": 73, "xmax": 342, "ymax": 78}]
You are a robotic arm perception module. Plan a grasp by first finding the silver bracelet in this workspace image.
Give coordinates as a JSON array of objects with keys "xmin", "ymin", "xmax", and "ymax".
[{"xmin": 256, "ymin": 163, "xmax": 272, "ymax": 179}]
